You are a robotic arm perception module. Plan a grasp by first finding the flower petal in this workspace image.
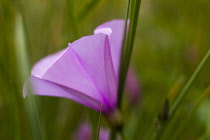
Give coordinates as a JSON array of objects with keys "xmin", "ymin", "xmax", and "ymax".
[
  {"xmin": 71, "ymin": 34, "xmax": 117, "ymax": 109},
  {"xmin": 39, "ymin": 46, "xmax": 102, "ymax": 102},
  {"xmin": 31, "ymin": 49, "xmax": 66, "ymax": 77},
  {"xmin": 94, "ymin": 20, "xmax": 125, "ymax": 79},
  {"xmin": 103, "ymin": 37, "xmax": 118, "ymax": 107},
  {"xmin": 23, "ymin": 76, "xmax": 103, "ymax": 111}
]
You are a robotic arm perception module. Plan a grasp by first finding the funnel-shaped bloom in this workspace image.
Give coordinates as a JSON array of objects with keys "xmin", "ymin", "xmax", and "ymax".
[{"xmin": 23, "ymin": 20, "xmax": 125, "ymax": 114}]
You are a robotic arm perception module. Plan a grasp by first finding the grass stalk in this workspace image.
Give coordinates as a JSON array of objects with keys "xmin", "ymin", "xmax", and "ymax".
[
  {"xmin": 154, "ymin": 49, "xmax": 210, "ymax": 140},
  {"xmin": 171, "ymin": 85, "xmax": 210, "ymax": 140},
  {"xmin": 170, "ymin": 49, "xmax": 210, "ymax": 117},
  {"xmin": 15, "ymin": 12, "xmax": 45, "ymax": 140}
]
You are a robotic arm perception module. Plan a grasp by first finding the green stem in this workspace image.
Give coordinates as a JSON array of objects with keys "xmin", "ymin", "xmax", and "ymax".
[
  {"xmin": 111, "ymin": 0, "xmax": 131, "ymax": 139},
  {"xmin": 117, "ymin": 0, "xmax": 131, "ymax": 109},
  {"xmin": 117, "ymin": 0, "xmax": 142, "ymax": 109},
  {"xmin": 114, "ymin": 0, "xmax": 141, "ymax": 139}
]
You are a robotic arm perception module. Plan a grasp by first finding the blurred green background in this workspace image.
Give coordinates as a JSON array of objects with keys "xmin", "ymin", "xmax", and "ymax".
[{"xmin": 0, "ymin": 0, "xmax": 209, "ymax": 139}]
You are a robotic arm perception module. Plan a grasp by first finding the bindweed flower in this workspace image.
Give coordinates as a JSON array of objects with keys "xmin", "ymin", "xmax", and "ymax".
[
  {"xmin": 23, "ymin": 20, "xmax": 125, "ymax": 116},
  {"xmin": 73, "ymin": 122, "xmax": 120, "ymax": 140},
  {"xmin": 126, "ymin": 67, "xmax": 141, "ymax": 106}
]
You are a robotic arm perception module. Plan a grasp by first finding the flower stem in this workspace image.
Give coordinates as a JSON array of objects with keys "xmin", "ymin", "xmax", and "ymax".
[
  {"xmin": 110, "ymin": 0, "xmax": 131, "ymax": 139},
  {"xmin": 117, "ymin": 0, "xmax": 131, "ymax": 109},
  {"xmin": 117, "ymin": 0, "xmax": 142, "ymax": 109}
]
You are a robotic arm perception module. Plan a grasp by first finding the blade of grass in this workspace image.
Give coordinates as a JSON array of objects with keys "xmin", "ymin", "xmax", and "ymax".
[
  {"xmin": 15, "ymin": 13, "xmax": 45, "ymax": 140},
  {"xmin": 167, "ymin": 75, "xmax": 185, "ymax": 101},
  {"xmin": 134, "ymin": 75, "xmax": 185, "ymax": 140},
  {"xmin": 0, "ymin": 2, "xmax": 24, "ymax": 139},
  {"xmin": 154, "ymin": 49, "xmax": 210, "ymax": 140},
  {"xmin": 170, "ymin": 85, "xmax": 210, "ymax": 140},
  {"xmin": 117, "ymin": 0, "xmax": 142, "ymax": 109},
  {"xmin": 110, "ymin": 0, "xmax": 141, "ymax": 139},
  {"xmin": 170, "ymin": 49, "xmax": 210, "ymax": 118},
  {"xmin": 141, "ymin": 76, "xmax": 184, "ymax": 140},
  {"xmin": 109, "ymin": 1, "xmax": 131, "ymax": 139}
]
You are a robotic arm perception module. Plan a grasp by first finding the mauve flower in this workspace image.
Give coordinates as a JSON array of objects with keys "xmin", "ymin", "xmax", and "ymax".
[
  {"xmin": 23, "ymin": 20, "xmax": 125, "ymax": 115},
  {"xmin": 73, "ymin": 122, "xmax": 120, "ymax": 140}
]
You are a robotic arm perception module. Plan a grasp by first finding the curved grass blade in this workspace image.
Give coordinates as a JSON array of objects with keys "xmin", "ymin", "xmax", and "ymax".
[
  {"xmin": 170, "ymin": 85, "xmax": 210, "ymax": 140},
  {"xmin": 109, "ymin": 0, "xmax": 142, "ymax": 139},
  {"xmin": 109, "ymin": 1, "xmax": 131, "ymax": 139},
  {"xmin": 154, "ymin": 49, "xmax": 210, "ymax": 140},
  {"xmin": 15, "ymin": 13, "xmax": 45, "ymax": 140},
  {"xmin": 170, "ymin": 49, "xmax": 210, "ymax": 118}
]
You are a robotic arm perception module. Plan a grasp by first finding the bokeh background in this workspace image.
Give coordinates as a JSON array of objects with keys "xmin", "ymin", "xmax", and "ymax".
[{"xmin": 0, "ymin": 0, "xmax": 210, "ymax": 139}]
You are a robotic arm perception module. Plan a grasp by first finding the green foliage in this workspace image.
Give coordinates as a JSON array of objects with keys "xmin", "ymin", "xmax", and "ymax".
[{"xmin": 0, "ymin": 0, "xmax": 209, "ymax": 140}]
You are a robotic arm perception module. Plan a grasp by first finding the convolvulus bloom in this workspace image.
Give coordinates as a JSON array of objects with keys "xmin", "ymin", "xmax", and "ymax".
[
  {"xmin": 23, "ymin": 20, "xmax": 139, "ymax": 117},
  {"xmin": 25, "ymin": 32, "xmax": 116, "ymax": 114}
]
